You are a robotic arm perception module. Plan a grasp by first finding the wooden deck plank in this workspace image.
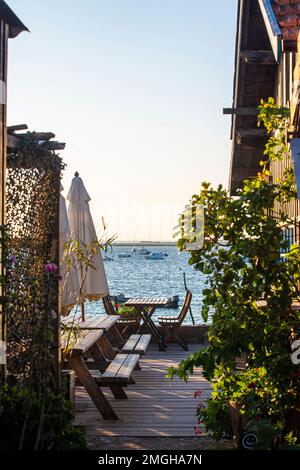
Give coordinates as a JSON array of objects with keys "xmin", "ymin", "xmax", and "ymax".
[{"xmin": 75, "ymin": 344, "xmax": 210, "ymax": 437}]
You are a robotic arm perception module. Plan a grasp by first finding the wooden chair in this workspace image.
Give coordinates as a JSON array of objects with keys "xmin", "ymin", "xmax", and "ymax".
[
  {"xmin": 102, "ymin": 296, "xmax": 151, "ymax": 356},
  {"xmin": 157, "ymin": 291, "xmax": 192, "ymax": 350}
]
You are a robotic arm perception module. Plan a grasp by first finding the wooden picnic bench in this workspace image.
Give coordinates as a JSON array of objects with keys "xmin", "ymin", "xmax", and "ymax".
[
  {"xmin": 62, "ymin": 323, "xmax": 139, "ymax": 420},
  {"xmin": 62, "ymin": 311, "xmax": 151, "ymax": 361}
]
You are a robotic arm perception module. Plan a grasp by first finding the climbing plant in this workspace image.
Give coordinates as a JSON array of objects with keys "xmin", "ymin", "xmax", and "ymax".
[
  {"xmin": 0, "ymin": 137, "xmax": 86, "ymax": 449},
  {"xmin": 169, "ymin": 98, "xmax": 300, "ymax": 447}
]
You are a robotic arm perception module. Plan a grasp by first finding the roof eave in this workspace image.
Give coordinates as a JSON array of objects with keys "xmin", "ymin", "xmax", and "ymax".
[
  {"xmin": 0, "ymin": 0, "xmax": 29, "ymax": 38},
  {"xmin": 258, "ymin": 0, "xmax": 282, "ymax": 62}
]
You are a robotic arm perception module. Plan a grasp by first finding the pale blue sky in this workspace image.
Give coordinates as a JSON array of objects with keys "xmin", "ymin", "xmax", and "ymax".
[{"xmin": 7, "ymin": 0, "xmax": 237, "ymax": 241}]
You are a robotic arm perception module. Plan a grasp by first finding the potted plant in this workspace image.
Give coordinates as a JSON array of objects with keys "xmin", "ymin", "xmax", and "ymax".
[{"xmin": 115, "ymin": 304, "xmax": 140, "ymax": 336}]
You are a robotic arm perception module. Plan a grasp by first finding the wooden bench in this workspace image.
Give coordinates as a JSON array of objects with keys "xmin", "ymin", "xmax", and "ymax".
[
  {"xmin": 93, "ymin": 353, "xmax": 140, "ymax": 398},
  {"xmin": 62, "ymin": 327, "xmax": 139, "ymax": 420},
  {"xmin": 122, "ymin": 334, "xmax": 151, "ymax": 355}
]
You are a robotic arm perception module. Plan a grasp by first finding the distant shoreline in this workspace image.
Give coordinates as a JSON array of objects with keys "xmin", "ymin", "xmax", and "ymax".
[{"xmin": 112, "ymin": 241, "xmax": 177, "ymax": 247}]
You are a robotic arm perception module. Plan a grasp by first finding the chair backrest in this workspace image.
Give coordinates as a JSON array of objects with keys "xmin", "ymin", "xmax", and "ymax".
[
  {"xmin": 177, "ymin": 290, "xmax": 192, "ymax": 325},
  {"xmin": 102, "ymin": 296, "xmax": 117, "ymax": 316}
]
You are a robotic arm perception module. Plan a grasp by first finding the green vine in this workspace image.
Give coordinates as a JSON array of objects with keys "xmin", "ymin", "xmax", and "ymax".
[
  {"xmin": 1, "ymin": 135, "xmax": 86, "ymax": 449},
  {"xmin": 169, "ymin": 98, "xmax": 300, "ymax": 446}
]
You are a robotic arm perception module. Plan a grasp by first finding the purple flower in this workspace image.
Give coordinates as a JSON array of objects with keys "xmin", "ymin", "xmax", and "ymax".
[
  {"xmin": 50, "ymin": 309, "xmax": 57, "ymax": 320},
  {"xmin": 57, "ymin": 274, "xmax": 63, "ymax": 282},
  {"xmin": 196, "ymin": 401, "xmax": 205, "ymax": 412},
  {"xmin": 10, "ymin": 255, "xmax": 16, "ymax": 265},
  {"xmin": 44, "ymin": 263, "xmax": 58, "ymax": 274}
]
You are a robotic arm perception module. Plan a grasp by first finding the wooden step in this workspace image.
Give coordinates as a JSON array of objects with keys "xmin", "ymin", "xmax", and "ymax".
[{"xmin": 122, "ymin": 334, "xmax": 151, "ymax": 355}]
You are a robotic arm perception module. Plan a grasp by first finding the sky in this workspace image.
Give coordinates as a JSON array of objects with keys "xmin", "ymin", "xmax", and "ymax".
[{"xmin": 7, "ymin": 0, "xmax": 237, "ymax": 241}]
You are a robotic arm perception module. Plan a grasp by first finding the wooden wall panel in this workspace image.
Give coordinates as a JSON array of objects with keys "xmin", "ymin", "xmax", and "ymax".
[{"xmin": 0, "ymin": 20, "xmax": 8, "ymax": 386}]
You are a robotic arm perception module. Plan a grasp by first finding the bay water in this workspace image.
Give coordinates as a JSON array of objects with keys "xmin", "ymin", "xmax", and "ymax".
[{"xmin": 83, "ymin": 245, "xmax": 208, "ymax": 324}]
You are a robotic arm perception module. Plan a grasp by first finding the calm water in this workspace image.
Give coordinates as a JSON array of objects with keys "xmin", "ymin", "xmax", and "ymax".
[{"xmin": 83, "ymin": 245, "xmax": 208, "ymax": 325}]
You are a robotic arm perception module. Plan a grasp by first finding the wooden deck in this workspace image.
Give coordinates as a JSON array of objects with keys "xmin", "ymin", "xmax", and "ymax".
[{"xmin": 75, "ymin": 343, "xmax": 211, "ymax": 437}]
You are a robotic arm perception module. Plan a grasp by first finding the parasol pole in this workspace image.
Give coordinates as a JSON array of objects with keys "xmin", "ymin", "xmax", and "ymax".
[{"xmin": 81, "ymin": 303, "xmax": 85, "ymax": 322}]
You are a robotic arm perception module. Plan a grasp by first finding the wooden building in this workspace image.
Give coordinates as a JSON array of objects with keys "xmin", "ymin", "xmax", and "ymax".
[
  {"xmin": 0, "ymin": 1, "xmax": 27, "ymax": 386},
  {"xmin": 227, "ymin": 0, "xmax": 300, "ymax": 245}
]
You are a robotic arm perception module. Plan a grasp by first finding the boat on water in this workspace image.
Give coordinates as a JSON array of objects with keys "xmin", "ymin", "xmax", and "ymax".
[
  {"xmin": 110, "ymin": 293, "xmax": 179, "ymax": 309},
  {"xmin": 118, "ymin": 253, "xmax": 131, "ymax": 259},
  {"xmin": 144, "ymin": 252, "xmax": 168, "ymax": 260},
  {"xmin": 103, "ymin": 255, "xmax": 114, "ymax": 261},
  {"xmin": 132, "ymin": 247, "xmax": 151, "ymax": 255}
]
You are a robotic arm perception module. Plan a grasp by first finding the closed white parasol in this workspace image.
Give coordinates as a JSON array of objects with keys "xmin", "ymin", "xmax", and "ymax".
[
  {"xmin": 67, "ymin": 172, "xmax": 109, "ymax": 319},
  {"xmin": 59, "ymin": 184, "xmax": 81, "ymax": 316}
]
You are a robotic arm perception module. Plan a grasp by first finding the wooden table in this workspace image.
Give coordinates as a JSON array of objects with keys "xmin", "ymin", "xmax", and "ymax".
[
  {"xmin": 62, "ymin": 314, "xmax": 122, "ymax": 359},
  {"xmin": 62, "ymin": 314, "xmax": 119, "ymax": 330},
  {"xmin": 125, "ymin": 298, "xmax": 169, "ymax": 351}
]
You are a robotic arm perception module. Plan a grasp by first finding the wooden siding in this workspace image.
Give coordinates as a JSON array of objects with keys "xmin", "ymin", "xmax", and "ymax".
[
  {"xmin": 229, "ymin": 0, "xmax": 277, "ymax": 194},
  {"xmin": 272, "ymin": 50, "xmax": 300, "ymax": 242}
]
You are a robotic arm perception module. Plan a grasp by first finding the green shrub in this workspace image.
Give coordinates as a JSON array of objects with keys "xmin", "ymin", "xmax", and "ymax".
[{"xmin": 0, "ymin": 386, "xmax": 86, "ymax": 450}]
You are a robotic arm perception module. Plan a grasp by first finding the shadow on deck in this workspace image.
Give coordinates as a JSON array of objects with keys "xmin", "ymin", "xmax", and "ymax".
[{"xmin": 75, "ymin": 343, "xmax": 210, "ymax": 437}]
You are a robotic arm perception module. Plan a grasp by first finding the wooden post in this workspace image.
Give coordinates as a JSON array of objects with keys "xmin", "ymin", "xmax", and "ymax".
[{"xmin": 0, "ymin": 21, "xmax": 8, "ymax": 389}]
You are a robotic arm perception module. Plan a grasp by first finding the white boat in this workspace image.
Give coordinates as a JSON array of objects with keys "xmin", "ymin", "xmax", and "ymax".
[
  {"xmin": 144, "ymin": 252, "xmax": 166, "ymax": 260},
  {"xmin": 132, "ymin": 247, "xmax": 151, "ymax": 255},
  {"xmin": 118, "ymin": 253, "xmax": 131, "ymax": 259}
]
